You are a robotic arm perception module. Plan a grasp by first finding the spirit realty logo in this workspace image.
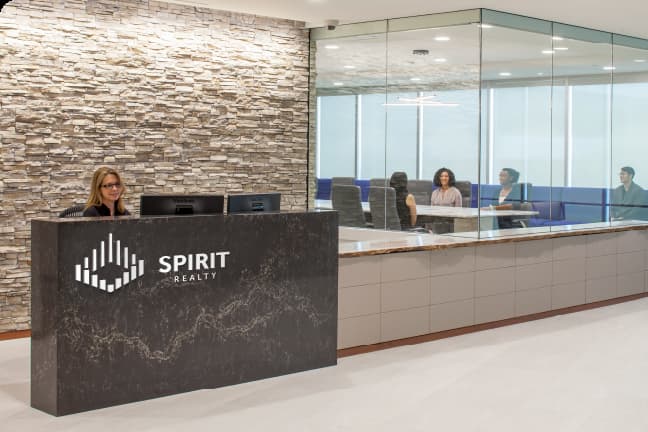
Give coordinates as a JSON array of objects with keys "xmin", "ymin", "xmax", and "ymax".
[
  {"xmin": 159, "ymin": 251, "xmax": 230, "ymax": 283},
  {"xmin": 75, "ymin": 233, "xmax": 231, "ymax": 289},
  {"xmin": 75, "ymin": 233, "xmax": 144, "ymax": 293}
]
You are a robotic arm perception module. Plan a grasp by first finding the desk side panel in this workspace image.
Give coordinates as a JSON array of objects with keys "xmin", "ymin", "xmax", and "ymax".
[{"xmin": 30, "ymin": 220, "xmax": 59, "ymax": 415}]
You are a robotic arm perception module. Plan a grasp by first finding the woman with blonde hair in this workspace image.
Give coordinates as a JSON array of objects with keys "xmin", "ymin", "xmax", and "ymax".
[{"xmin": 83, "ymin": 167, "xmax": 130, "ymax": 217}]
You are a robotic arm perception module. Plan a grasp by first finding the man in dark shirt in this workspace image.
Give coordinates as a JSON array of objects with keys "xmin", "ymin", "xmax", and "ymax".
[{"xmin": 611, "ymin": 166, "xmax": 646, "ymax": 221}]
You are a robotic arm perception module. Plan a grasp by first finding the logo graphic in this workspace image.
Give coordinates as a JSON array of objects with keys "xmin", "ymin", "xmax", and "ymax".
[{"xmin": 75, "ymin": 233, "xmax": 144, "ymax": 293}]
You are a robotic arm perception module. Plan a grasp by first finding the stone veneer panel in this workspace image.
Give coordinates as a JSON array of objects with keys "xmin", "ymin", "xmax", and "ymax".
[{"xmin": 0, "ymin": 0, "xmax": 309, "ymax": 332}]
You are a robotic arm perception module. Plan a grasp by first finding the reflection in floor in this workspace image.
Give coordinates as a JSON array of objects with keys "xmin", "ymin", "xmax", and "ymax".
[{"xmin": 3, "ymin": 297, "xmax": 648, "ymax": 430}]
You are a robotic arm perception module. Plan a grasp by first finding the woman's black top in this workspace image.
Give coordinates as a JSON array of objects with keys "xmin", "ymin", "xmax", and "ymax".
[
  {"xmin": 395, "ymin": 191, "xmax": 412, "ymax": 230},
  {"xmin": 83, "ymin": 203, "xmax": 130, "ymax": 217}
]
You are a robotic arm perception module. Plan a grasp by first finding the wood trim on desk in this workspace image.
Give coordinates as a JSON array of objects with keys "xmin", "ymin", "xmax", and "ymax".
[
  {"xmin": 0, "ymin": 330, "xmax": 31, "ymax": 341},
  {"xmin": 337, "ymin": 292, "xmax": 648, "ymax": 358}
]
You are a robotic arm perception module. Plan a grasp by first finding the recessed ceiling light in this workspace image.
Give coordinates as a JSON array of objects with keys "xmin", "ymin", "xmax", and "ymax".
[
  {"xmin": 324, "ymin": 44, "xmax": 339, "ymax": 50},
  {"xmin": 410, "ymin": 77, "xmax": 422, "ymax": 81},
  {"xmin": 499, "ymin": 72, "xmax": 512, "ymax": 77},
  {"xmin": 554, "ymin": 47, "xmax": 569, "ymax": 51},
  {"xmin": 634, "ymin": 59, "xmax": 646, "ymax": 63},
  {"xmin": 434, "ymin": 36, "xmax": 450, "ymax": 41},
  {"xmin": 479, "ymin": 24, "xmax": 493, "ymax": 29},
  {"xmin": 542, "ymin": 50, "xmax": 555, "ymax": 55},
  {"xmin": 537, "ymin": 72, "xmax": 545, "ymax": 76},
  {"xmin": 333, "ymin": 82, "xmax": 344, "ymax": 86},
  {"xmin": 603, "ymin": 66, "xmax": 616, "ymax": 71},
  {"xmin": 434, "ymin": 58, "xmax": 447, "ymax": 63},
  {"xmin": 552, "ymin": 36, "xmax": 564, "ymax": 41},
  {"xmin": 343, "ymin": 65, "xmax": 356, "ymax": 69}
]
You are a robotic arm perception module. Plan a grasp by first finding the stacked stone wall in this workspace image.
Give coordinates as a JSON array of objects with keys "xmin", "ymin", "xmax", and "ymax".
[{"xmin": 0, "ymin": 0, "xmax": 309, "ymax": 332}]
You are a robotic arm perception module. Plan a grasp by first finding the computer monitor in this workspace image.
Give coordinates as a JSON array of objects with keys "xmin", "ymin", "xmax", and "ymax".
[
  {"xmin": 227, "ymin": 193, "xmax": 281, "ymax": 214},
  {"xmin": 140, "ymin": 194, "xmax": 224, "ymax": 216}
]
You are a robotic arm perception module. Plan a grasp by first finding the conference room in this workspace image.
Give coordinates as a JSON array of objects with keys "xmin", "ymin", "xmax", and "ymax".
[{"xmin": 310, "ymin": 9, "xmax": 648, "ymax": 239}]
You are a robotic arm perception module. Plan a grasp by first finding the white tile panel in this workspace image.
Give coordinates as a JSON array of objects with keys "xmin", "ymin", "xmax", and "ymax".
[
  {"xmin": 617, "ymin": 251, "xmax": 645, "ymax": 275},
  {"xmin": 515, "ymin": 286, "xmax": 551, "ymax": 317},
  {"xmin": 586, "ymin": 276, "xmax": 617, "ymax": 303},
  {"xmin": 474, "ymin": 292, "xmax": 515, "ymax": 324},
  {"xmin": 429, "ymin": 299, "xmax": 474, "ymax": 333},
  {"xmin": 585, "ymin": 255, "xmax": 617, "ymax": 280},
  {"xmin": 429, "ymin": 246, "xmax": 475, "ymax": 277},
  {"xmin": 586, "ymin": 233, "xmax": 617, "ymax": 257},
  {"xmin": 430, "ymin": 272, "xmax": 474, "ymax": 304},
  {"xmin": 617, "ymin": 272, "xmax": 644, "ymax": 297},
  {"xmin": 381, "ymin": 251, "xmax": 430, "ymax": 282},
  {"xmin": 338, "ymin": 314, "xmax": 380, "ymax": 349},
  {"xmin": 475, "ymin": 243, "xmax": 516, "ymax": 270},
  {"xmin": 339, "ymin": 256, "xmax": 381, "ymax": 288},
  {"xmin": 553, "ymin": 257, "xmax": 586, "ymax": 285},
  {"xmin": 617, "ymin": 230, "xmax": 645, "ymax": 253},
  {"xmin": 553, "ymin": 236, "xmax": 587, "ymax": 261},
  {"xmin": 381, "ymin": 277, "xmax": 430, "ymax": 312},
  {"xmin": 338, "ymin": 284, "xmax": 380, "ymax": 319},
  {"xmin": 551, "ymin": 281, "xmax": 586, "ymax": 309},
  {"xmin": 475, "ymin": 267, "xmax": 515, "ymax": 297},
  {"xmin": 380, "ymin": 306, "xmax": 429, "ymax": 342},
  {"xmin": 515, "ymin": 239, "xmax": 553, "ymax": 266},
  {"xmin": 515, "ymin": 262, "xmax": 553, "ymax": 292}
]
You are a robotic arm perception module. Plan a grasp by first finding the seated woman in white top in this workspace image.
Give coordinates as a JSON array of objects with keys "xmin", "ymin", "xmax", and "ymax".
[{"xmin": 430, "ymin": 167, "xmax": 462, "ymax": 207}]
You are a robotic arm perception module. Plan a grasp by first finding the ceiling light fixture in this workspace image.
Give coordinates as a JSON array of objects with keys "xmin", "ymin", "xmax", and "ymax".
[
  {"xmin": 603, "ymin": 66, "xmax": 616, "ymax": 71},
  {"xmin": 479, "ymin": 24, "xmax": 493, "ymax": 29},
  {"xmin": 324, "ymin": 44, "xmax": 339, "ymax": 50},
  {"xmin": 434, "ymin": 36, "xmax": 450, "ymax": 41},
  {"xmin": 634, "ymin": 59, "xmax": 646, "ymax": 63},
  {"xmin": 499, "ymin": 72, "xmax": 512, "ymax": 77},
  {"xmin": 554, "ymin": 47, "xmax": 569, "ymax": 51},
  {"xmin": 542, "ymin": 50, "xmax": 555, "ymax": 55},
  {"xmin": 410, "ymin": 77, "xmax": 422, "ymax": 81},
  {"xmin": 343, "ymin": 65, "xmax": 356, "ymax": 69},
  {"xmin": 333, "ymin": 82, "xmax": 344, "ymax": 86},
  {"xmin": 552, "ymin": 36, "xmax": 564, "ymax": 41},
  {"xmin": 434, "ymin": 58, "xmax": 447, "ymax": 63}
]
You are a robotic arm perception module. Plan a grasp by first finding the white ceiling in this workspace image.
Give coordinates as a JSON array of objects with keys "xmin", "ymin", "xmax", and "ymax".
[{"xmin": 167, "ymin": 0, "xmax": 648, "ymax": 39}]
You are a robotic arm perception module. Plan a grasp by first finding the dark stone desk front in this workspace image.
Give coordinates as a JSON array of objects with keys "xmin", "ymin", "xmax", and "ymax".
[{"xmin": 31, "ymin": 211, "xmax": 338, "ymax": 416}]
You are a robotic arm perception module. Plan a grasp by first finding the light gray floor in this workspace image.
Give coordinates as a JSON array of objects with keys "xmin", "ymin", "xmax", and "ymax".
[{"xmin": 3, "ymin": 298, "xmax": 648, "ymax": 431}]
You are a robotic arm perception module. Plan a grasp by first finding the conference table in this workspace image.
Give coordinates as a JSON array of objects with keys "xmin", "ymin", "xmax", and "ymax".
[{"xmin": 315, "ymin": 199, "xmax": 538, "ymax": 232}]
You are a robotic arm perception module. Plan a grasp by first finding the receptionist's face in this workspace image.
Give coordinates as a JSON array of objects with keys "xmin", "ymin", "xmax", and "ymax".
[{"xmin": 100, "ymin": 174, "xmax": 122, "ymax": 206}]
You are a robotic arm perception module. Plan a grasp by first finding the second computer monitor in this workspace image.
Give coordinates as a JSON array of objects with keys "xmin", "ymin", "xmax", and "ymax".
[
  {"xmin": 140, "ymin": 194, "xmax": 224, "ymax": 216},
  {"xmin": 227, "ymin": 193, "xmax": 281, "ymax": 214}
]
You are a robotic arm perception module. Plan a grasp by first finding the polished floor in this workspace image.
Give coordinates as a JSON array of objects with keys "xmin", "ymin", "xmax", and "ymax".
[{"xmin": 3, "ymin": 298, "xmax": 648, "ymax": 431}]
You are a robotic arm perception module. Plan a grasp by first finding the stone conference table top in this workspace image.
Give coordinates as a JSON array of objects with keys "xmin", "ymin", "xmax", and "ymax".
[{"xmin": 314, "ymin": 199, "xmax": 538, "ymax": 218}]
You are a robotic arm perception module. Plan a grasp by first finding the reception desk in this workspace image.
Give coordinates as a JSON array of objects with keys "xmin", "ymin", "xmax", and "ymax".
[{"xmin": 31, "ymin": 211, "xmax": 338, "ymax": 416}]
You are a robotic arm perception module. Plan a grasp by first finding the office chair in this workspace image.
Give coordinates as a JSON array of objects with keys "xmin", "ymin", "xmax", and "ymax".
[
  {"xmin": 369, "ymin": 178, "xmax": 387, "ymax": 187},
  {"xmin": 331, "ymin": 185, "xmax": 367, "ymax": 227},
  {"xmin": 408, "ymin": 180, "xmax": 433, "ymax": 205},
  {"xmin": 58, "ymin": 205, "xmax": 85, "ymax": 218},
  {"xmin": 368, "ymin": 186, "xmax": 401, "ymax": 230},
  {"xmin": 454, "ymin": 180, "xmax": 472, "ymax": 208}
]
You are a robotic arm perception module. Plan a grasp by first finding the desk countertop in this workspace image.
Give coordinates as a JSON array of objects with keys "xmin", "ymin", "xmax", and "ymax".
[{"xmin": 338, "ymin": 221, "xmax": 648, "ymax": 257}]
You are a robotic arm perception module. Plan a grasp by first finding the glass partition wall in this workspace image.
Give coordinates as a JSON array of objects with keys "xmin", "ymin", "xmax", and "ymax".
[{"xmin": 310, "ymin": 9, "xmax": 648, "ymax": 238}]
